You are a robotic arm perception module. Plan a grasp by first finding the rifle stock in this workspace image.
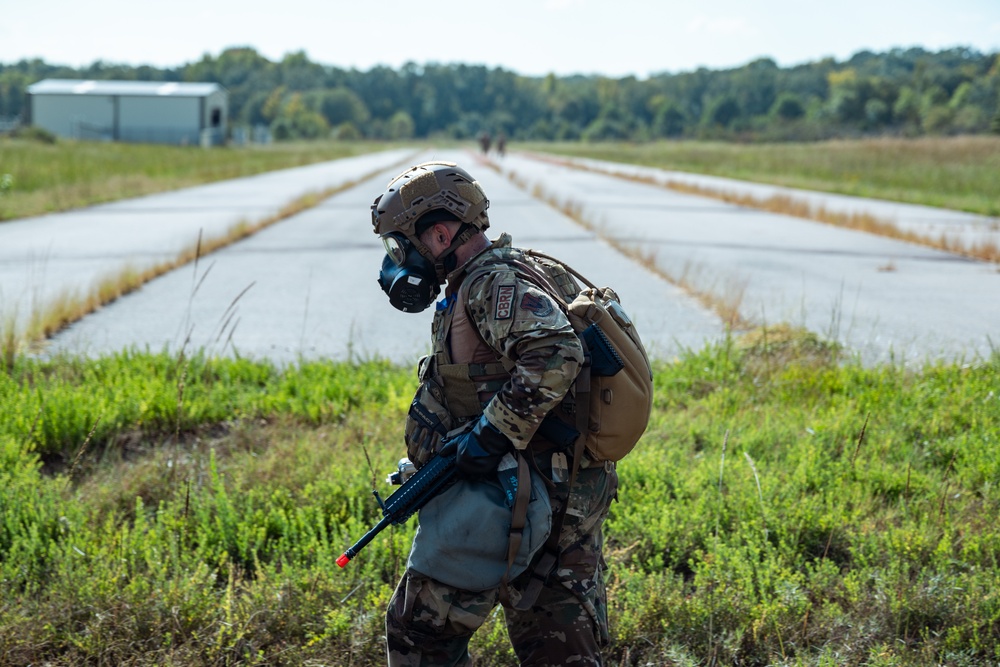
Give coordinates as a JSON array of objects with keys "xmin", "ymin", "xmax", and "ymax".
[{"xmin": 337, "ymin": 452, "xmax": 457, "ymax": 567}]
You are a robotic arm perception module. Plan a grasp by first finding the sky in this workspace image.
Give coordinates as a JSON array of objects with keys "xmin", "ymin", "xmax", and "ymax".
[{"xmin": 2, "ymin": 0, "xmax": 999, "ymax": 78}]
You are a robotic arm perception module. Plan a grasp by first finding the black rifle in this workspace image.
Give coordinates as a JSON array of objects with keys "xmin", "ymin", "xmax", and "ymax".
[{"xmin": 337, "ymin": 452, "xmax": 457, "ymax": 568}]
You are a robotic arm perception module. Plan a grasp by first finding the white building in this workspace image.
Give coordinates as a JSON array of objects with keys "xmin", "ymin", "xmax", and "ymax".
[{"xmin": 26, "ymin": 79, "xmax": 228, "ymax": 146}]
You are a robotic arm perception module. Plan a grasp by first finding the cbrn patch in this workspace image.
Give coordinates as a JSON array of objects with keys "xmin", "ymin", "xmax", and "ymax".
[{"xmin": 495, "ymin": 284, "xmax": 516, "ymax": 319}]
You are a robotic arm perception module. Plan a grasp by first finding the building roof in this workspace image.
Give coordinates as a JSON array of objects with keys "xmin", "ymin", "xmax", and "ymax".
[{"xmin": 27, "ymin": 79, "xmax": 224, "ymax": 97}]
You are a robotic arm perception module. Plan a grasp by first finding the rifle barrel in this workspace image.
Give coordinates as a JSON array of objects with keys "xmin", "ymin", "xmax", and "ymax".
[
  {"xmin": 337, "ymin": 453, "xmax": 457, "ymax": 568},
  {"xmin": 337, "ymin": 515, "xmax": 392, "ymax": 567}
]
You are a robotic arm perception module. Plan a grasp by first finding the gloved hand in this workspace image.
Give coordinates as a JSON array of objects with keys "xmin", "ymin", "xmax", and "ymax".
[
  {"xmin": 439, "ymin": 415, "xmax": 512, "ymax": 478},
  {"xmin": 404, "ymin": 379, "xmax": 453, "ymax": 468}
]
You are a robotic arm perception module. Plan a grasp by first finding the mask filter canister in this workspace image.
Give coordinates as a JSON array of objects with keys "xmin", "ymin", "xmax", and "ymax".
[{"xmin": 378, "ymin": 251, "xmax": 440, "ymax": 313}]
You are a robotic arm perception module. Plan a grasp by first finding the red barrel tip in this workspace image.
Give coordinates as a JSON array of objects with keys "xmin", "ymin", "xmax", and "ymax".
[{"xmin": 337, "ymin": 554, "xmax": 350, "ymax": 568}]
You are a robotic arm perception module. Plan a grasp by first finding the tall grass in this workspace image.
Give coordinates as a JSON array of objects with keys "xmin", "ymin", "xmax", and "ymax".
[
  {"xmin": 0, "ymin": 138, "xmax": 406, "ymax": 221},
  {"xmin": 525, "ymin": 136, "xmax": 1000, "ymax": 218},
  {"xmin": 1, "ymin": 339, "xmax": 998, "ymax": 665}
]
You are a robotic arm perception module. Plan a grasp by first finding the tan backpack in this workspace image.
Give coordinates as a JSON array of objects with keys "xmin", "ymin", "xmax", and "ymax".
[
  {"xmin": 463, "ymin": 250, "xmax": 654, "ymax": 462},
  {"xmin": 457, "ymin": 249, "xmax": 654, "ymax": 611}
]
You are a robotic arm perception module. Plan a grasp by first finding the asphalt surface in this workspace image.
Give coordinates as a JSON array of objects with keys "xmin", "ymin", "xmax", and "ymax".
[
  {"xmin": 45, "ymin": 149, "xmax": 725, "ymax": 364},
  {"xmin": 545, "ymin": 154, "xmax": 1000, "ymax": 252},
  {"xmin": 497, "ymin": 152, "xmax": 1000, "ymax": 364},
  {"xmin": 0, "ymin": 148, "xmax": 419, "ymax": 334},
  {"xmin": 13, "ymin": 147, "xmax": 998, "ymax": 366}
]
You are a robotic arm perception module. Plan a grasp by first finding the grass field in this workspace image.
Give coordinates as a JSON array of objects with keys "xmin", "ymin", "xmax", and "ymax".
[
  {"xmin": 0, "ymin": 138, "xmax": 401, "ymax": 221},
  {"xmin": 1, "ymin": 332, "xmax": 998, "ymax": 665},
  {"xmin": 2, "ymin": 136, "xmax": 999, "ymax": 664},
  {"xmin": 523, "ymin": 136, "xmax": 1000, "ymax": 217}
]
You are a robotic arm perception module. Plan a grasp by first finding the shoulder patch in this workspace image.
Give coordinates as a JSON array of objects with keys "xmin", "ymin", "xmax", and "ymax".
[
  {"xmin": 520, "ymin": 292, "xmax": 554, "ymax": 317},
  {"xmin": 495, "ymin": 283, "xmax": 516, "ymax": 319}
]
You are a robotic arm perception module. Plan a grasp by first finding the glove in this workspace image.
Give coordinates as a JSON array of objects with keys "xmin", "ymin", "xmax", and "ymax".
[
  {"xmin": 439, "ymin": 415, "xmax": 512, "ymax": 478},
  {"xmin": 404, "ymin": 379, "xmax": 453, "ymax": 468}
]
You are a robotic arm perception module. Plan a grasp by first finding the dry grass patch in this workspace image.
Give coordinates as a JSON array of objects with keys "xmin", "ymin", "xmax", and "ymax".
[
  {"xmin": 501, "ymin": 165, "xmax": 754, "ymax": 331},
  {"xmin": 667, "ymin": 179, "xmax": 1000, "ymax": 264},
  {"xmin": 735, "ymin": 323, "xmax": 843, "ymax": 376},
  {"xmin": 526, "ymin": 152, "xmax": 1000, "ymax": 265}
]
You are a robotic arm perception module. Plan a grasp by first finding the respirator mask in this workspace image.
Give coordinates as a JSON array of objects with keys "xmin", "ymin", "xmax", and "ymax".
[{"xmin": 378, "ymin": 233, "xmax": 440, "ymax": 313}]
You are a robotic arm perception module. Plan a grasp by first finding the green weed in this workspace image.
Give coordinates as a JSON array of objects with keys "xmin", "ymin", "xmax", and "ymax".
[{"xmin": 0, "ymin": 342, "xmax": 997, "ymax": 664}]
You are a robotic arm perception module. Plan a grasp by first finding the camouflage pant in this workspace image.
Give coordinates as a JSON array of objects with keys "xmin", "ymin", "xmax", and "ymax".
[{"xmin": 385, "ymin": 459, "xmax": 618, "ymax": 667}]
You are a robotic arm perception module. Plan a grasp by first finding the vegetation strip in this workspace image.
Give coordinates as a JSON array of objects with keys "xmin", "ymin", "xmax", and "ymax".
[
  {"xmin": 2, "ymin": 151, "xmax": 421, "ymax": 361},
  {"xmin": 523, "ymin": 151, "xmax": 1000, "ymax": 264},
  {"xmin": 2, "ymin": 337, "xmax": 998, "ymax": 664}
]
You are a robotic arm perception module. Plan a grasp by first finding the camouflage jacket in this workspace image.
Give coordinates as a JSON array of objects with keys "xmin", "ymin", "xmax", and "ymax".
[{"xmin": 430, "ymin": 233, "xmax": 584, "ymax": 448}]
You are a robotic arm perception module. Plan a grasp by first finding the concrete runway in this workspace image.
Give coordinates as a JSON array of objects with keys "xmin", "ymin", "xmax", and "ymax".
[
  {"xmin": 45, "ymin": 149, "xmax": 725, "ymax": 364},
  {"xmin": 0, "ymin": 148, "xmax": 419, "ymax": 334},
  {"xmin": 496, "ymin": 152, "xmax": 1000, "ymax": 365},
  {"xmin": 546, "ymin": 154, "xmax": 1000, "ymax": 253},
  {"xmin": 21, "ymin": 147, "xmax": 1000, "ymax": 366}
]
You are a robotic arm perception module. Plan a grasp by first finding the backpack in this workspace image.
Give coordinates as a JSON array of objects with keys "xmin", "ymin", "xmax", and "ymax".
[
  {"xmin": 460, "ymin": 250, "xmax": 654, "ymax": 611},
  {"xmin": 462, "ymin": 249, "xmax": 654, "ymax": 462}
]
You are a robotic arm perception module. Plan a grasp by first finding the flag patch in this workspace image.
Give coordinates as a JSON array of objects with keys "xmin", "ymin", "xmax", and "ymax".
[{"xmin": 495, "ymin": 284, "xmax": 516, "ymax": 319}]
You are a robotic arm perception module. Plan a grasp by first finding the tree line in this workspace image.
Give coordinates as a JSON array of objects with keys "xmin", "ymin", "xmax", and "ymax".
[{"xmin": 1, "ymin": 45, "xmax": 998, "ymax": 142}]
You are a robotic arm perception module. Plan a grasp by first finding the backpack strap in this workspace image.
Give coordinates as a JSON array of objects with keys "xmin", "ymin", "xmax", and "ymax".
[
  {"xmin": 498, "ymin": 451, "xmax": 532, "ymax": 608},
  {"xmin": 508, "ymin": 362, "xmax": 590, "ymax": 611},
  {"xmin": 523, "ymin": 249, "xmax": 598, "ymax": 291}
]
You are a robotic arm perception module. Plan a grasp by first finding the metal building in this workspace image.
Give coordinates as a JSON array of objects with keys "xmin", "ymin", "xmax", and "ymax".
[{"xmin": 26, "ymin": 79, "xmax": 228, "ymax": 146}]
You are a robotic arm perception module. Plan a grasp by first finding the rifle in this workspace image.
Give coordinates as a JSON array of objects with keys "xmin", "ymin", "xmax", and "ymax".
[{"xmin": 336, "ymin": 452, "xmax": 457, "ymax": 568}]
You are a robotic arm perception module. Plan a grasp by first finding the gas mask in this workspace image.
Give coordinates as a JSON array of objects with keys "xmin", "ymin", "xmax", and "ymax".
[{"xmin": 378, "ymin": 233, "xmax": 441, "ymax": 313}]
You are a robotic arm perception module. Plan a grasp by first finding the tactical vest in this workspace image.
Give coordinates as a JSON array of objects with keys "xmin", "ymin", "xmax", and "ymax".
[
  {"xmin": 420, "ymin": 243, "xmax": 581, "ymax": 431},
  {"xmin": 419, "ymin": 247, "xmax": 580, "ymax": 460}
]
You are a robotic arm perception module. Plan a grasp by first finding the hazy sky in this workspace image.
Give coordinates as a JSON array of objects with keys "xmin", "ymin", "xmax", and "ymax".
[{"xmin": 2, "ymin": 0, "xmax": 998, "ymax": 77}]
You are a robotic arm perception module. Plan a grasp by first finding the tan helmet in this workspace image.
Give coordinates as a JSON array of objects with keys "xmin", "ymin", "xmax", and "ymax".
[{"xmin": 371, "ymin": 161, "xmax": 490, "ymax": 243}]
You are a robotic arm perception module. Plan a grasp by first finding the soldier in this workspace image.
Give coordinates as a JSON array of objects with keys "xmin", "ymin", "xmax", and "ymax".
[{"xmin": 371, "ymin": 161, "xmax": 618, "ymax": 666}]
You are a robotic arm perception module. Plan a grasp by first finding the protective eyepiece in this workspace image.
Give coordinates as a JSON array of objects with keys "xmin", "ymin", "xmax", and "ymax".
[{"xmin": 382, "ymin": 233, "xmax": 409, "ymax": 267}]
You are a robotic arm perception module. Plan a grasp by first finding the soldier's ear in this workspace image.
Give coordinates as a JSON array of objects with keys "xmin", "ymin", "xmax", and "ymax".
[{"xmin": 431, "ymin": 222, "xmax": 452, "ymax": 246}]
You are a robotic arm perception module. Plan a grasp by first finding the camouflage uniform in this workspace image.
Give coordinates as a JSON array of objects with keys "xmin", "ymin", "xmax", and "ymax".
[{"xmin": 387, "ymin": 234, "xmax": 618, "ymax": 666}]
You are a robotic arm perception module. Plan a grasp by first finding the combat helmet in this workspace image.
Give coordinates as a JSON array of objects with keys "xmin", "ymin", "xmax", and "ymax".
[{"xmin": 371, "ymin": 162, "xmax": 489, "ymax": 283}]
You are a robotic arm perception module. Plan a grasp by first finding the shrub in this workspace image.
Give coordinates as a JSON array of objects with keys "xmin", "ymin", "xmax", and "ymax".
[{"xmin": 10, "ymin": 125, "xmax": 56, "ymax": 144}]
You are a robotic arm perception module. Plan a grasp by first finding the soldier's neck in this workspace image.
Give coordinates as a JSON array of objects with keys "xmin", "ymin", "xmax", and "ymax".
[{"xmin": 452, "ymin": 233, "xmax": 490, "ymax": 265}]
